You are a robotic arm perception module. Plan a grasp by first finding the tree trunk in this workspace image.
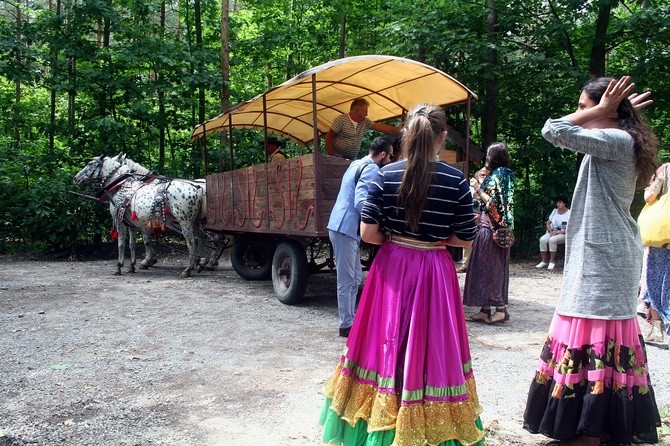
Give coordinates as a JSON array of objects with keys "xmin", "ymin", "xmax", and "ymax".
[
  {"xmin": 184, "ymin": 0, "xmax": 194, "ymax": 176},
  {"xmin": 338, "ymin": 11, "xmax": 346, "ymax": 58},
  {"xmin": 97, "ymin": 7, "xmax": 111, "ymax": 118},
  {"xmin": 68, "ymin": 53, "xmax": 76, "ymax": 128},
  {"xmin": 482, "ymin": 0, "xmax": 499, "ymax": 149},
  {"xmin": 578, "ymin": 0, "xmax": 615, "ymax": 171},
  {"xmin": 589, "ymin": 0, "xmax": 615, "ymax": 77},
  {"xmin": 66, "ymin": 0, "xmax": 76, "ymax": 129},
  {"xmin": 194, "ymin": 0, "xmax": 205, "ymax": 177},
  {"xmin": 49, "ymin": 0, "xmax": 62, "ymax": 154},
  {"xmin": 220, "ymin": 0, "xmax": 230, "ymax": 172},
  {"xmin": 13, "ymin": 1, "xmax": 22, "ymax": 145},
  {"xmin": 158, "ymin": 0, "xmax": 167, "ymax": 171}
]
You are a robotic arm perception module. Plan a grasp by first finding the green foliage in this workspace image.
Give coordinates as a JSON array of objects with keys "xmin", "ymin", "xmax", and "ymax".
[
  {"xmin": 0, "ymin": 0, "xmax": 669, "ymax": 254},
  {"xmin": 0, "ymin": 150, "xmax": 107, "ymax": 253}
]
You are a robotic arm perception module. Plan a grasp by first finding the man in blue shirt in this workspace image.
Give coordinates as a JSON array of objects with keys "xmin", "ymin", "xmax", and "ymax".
[{"xmin": 327, "ymin": 137, "xmax": 394, "ymax": 337}]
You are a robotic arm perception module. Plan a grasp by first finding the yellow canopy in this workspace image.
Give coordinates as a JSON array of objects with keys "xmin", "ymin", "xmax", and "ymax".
[{"xmin": 190, "ymin": 55, "xmax": 477, "ymax": 147}]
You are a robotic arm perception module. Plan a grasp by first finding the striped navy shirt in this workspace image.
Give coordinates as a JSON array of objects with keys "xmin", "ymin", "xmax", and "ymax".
[{"xmin": 361, "ymin": 160, "xmax": 477, "ymax": 242}]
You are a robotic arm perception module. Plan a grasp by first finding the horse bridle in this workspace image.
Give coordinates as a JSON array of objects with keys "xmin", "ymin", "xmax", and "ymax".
[{"xmin": 79, "ymin": 158, "xmax": 123, "ymax": 194}]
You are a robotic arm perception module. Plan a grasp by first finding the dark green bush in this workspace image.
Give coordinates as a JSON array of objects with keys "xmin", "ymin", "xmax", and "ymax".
[{"xmin": 0, "ymin": 166, "xmax": 109, "ymax": 254}]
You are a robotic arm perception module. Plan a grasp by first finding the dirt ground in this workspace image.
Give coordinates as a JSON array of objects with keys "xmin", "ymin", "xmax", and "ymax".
[{"xmin": 0, "ymin": 247, "xmax": 668, "ymax": 446}]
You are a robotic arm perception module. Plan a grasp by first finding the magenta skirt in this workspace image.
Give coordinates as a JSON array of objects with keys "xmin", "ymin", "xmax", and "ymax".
[
  {"xmin": 523, "ymin": 313, "xmax": 661, "ymax": 444},
  {"xmin": 320, "ymin": 242, "xmax": 485, "ymax": 446}
]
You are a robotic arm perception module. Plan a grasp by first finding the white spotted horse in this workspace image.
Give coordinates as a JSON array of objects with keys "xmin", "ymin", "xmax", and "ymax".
[{"xmin": 74, "ymin": 153, "xmax": 213, "ymax": 277}]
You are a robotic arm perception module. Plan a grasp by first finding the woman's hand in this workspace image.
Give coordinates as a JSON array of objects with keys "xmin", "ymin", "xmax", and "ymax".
[
  {"xmin": 478, "ymin": 189, "xmax": 489, "ymax": 205},
  {"xmin": 599, "ymin": 76, "xmax": 636, "ymax": 117},
  {"xmin": 629, "ymin": 91, "xmax": 653, "ymax": 110}
]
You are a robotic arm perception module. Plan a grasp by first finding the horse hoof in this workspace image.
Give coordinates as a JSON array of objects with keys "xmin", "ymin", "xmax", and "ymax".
[
  {"xmin": 148, "ymin": 258, "xmax": 158, "ymax": 266},
  {"xmin": 128, "ymin": 269, "xmax": 136, "ymax": 274},
  {"xmin": 181, "ymin": 270, "xmax": 192, "ymax": 278},
  {"xmin": 139, "ymin": 264, "xmax": 149, "ymax": 270},
  {"xmin": 114, "ymin": 271, "xmax": 122, "ymax": 276}
]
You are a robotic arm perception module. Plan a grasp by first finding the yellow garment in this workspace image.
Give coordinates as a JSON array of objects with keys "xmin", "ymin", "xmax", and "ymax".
[{"xmin": 638, "ymin": 192, "xmax": 670, "ymax": 247}]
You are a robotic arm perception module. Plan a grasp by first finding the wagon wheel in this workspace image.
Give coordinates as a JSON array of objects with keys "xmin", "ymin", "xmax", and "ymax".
[
  {"xmin": 231, "ymin": 235, "xmax": 276, "ymax": 280},
  {"xmin": 272, "ymin": 240, "xmax": 309, "ymax": 305}
]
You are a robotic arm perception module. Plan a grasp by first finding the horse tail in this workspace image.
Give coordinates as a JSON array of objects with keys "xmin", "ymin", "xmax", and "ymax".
[{"xmin": 196, "ymin": 180, "xmax": 207, "ymax": 221}]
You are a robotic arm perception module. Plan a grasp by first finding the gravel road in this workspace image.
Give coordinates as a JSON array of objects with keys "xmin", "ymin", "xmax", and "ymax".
[{"xmin": 0, "ymin": 252, "xmax": 668, "ymax": 446}]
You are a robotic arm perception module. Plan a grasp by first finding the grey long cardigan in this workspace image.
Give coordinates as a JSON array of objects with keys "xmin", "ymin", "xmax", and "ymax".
[{"xmin": 542, "ymin": 118, "xmax": 643, "ymax": 320}]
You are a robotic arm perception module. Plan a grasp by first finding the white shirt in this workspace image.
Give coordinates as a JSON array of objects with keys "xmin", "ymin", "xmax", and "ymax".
[{"xmin": 548, "ymin": 208, "xmax": 570, "ymax": 231}]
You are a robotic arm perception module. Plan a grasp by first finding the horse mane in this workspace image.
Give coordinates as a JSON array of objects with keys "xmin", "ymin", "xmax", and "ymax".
[{"xmin": 123, "ymin": 158, "xmax": 152, "ymax": 176}]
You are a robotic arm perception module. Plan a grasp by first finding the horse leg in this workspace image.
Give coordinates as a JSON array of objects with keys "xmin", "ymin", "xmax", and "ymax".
[
  {"xmin": 195, "ymin": 227, "xmax": 212, "ymax": 273},
  {"xmin": 139, "ymin": 231, "xmax": 158, "ymax": 269},
  {"xmin": 208, "ymin": 232, "xmax": 231, "ymax": 270},
  {"xmin": 115, "ymin": 224, "xmax": 126, "ymax": 276},
  {"xmin": 207, "ymin": 234, "xmax": 229, "ymax": 270},
  {"xmin": 203, "ymin": 232, "xmax": 223, "ymax": 271},
  {"xmin": 181, "ymin": 225, "xmax": 198, "ymax": 278},
  {"xmin": 128, "ymin": 227, "xmax": 137, "ymax": 273}
]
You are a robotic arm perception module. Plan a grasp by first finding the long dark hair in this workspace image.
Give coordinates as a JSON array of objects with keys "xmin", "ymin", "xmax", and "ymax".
[
  {"xmin": 484, "ymin": 142, "xmax": 510, "ymax": 172},
  {"xmin": 397, "ymin": 104, "xmax": 446, "ymax": 231},
  {"xmin": 582, "ymin": 77, "xmax": 658, "ymax": 186}
]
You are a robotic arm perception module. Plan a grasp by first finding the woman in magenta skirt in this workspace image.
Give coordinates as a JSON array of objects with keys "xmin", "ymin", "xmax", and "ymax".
[
  {"xmin": 523, "ymin": 77, "xmax": 661, "ymax": 445},
  {"xmin": 320, "ymin": 104, "xmax": 485, "ymax": 446}
]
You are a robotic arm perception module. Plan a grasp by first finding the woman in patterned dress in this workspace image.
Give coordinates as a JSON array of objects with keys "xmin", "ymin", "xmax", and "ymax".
[
  {"xmin": 523, "ymin": 76, "xmax": 661, "ymax": 445},
  {"xmin": 319, "ymin": 104, "xmax": 485, "ymax": 446},
  {"xmin": 462, "ymin": 142, "xmax": 515, "ymax": 324}
]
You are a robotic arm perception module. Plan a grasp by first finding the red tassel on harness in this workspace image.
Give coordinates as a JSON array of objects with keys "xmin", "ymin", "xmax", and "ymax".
[
  {"xmin": 131, "ymin": 211, "xmax": 137, "ymax": 221},
  {"xmin": 163, "ymin": 207, "xmax": 169, "ymax": 216},
  {"xmin": 110, "ymin": 228, "xmax": 119, "ymax": 240}
]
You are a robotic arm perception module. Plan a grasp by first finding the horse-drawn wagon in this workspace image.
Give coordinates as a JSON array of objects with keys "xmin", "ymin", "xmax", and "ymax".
[{"xmin": 190, "ymin": 55, "xmax": 480, "ymax": 304}]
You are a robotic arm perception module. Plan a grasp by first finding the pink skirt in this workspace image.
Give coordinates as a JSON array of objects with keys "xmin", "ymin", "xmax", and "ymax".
[
  {"xmin": 321, "ymin": 242, "xmax": 485, "ymax": 446},
  {"xmin": 523, "ymin": 313, "xmax": 661, "ymax": 444}
]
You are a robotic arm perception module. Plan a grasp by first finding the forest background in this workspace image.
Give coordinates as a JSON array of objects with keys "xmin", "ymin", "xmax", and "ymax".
[{"xmin": 1, "ymin": 0, "xmax": 669, "ymax": 255}]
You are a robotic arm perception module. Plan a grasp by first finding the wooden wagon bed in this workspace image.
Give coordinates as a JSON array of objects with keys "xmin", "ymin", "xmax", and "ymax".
[{"xmin": 205, "ymin": 153, "xmax": 349, "ymax": 237}]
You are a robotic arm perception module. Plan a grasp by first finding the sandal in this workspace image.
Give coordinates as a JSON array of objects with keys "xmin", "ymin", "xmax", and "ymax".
[
  {"xmin": 486, "ymin": 306, "xmax": 509, "ymax": 324},
  {"xmin": 466, "ymin": 307, "xmax": 490, "ymax": 322}
]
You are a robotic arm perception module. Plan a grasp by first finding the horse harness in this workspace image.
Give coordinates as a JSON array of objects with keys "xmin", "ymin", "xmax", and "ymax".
[
  {"xmin": 91, "ymin": 158, "xmax": 204, "ymax": 234},
  {"xmin": 97, "ymin": 170, "xmax": 169, "ymax": 231}
]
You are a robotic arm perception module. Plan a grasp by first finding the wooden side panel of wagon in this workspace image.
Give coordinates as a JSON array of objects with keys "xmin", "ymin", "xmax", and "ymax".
[{"xmin": 204, "ymin": 153, "xmax": 350, "ymax": 237}]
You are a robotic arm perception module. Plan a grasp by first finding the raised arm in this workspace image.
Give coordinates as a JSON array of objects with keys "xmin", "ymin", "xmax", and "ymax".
[
  {"xmin": 370, "ymin": 122, "xmax": 399, "ymax": 134},
  {"xmin": 560, "ymin": 76, "xmax": 634, "ymax": 127}
]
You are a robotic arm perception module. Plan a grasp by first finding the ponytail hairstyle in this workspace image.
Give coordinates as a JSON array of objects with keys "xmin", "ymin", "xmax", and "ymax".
[
  {"xmin": 582, "ymin": 77, "xmax": 658, "ymax": 186},
  {"xmin": 397, "ymin": 104, "xmax": 447, "ymax": 231}
]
